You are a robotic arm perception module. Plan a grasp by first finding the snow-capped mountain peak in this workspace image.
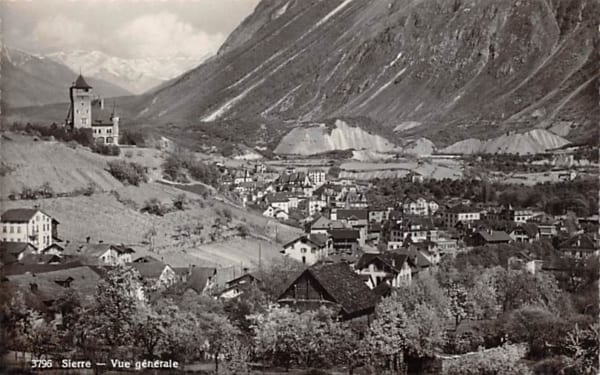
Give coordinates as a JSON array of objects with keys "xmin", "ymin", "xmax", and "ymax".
[{"xmin": 46, "ymin": 50, "xmax": 210, "ymax": 94}]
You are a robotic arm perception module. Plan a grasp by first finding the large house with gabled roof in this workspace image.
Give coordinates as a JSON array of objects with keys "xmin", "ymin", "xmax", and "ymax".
[
  {"xmin": 277, "ymin": 262, "xmax": 378, "ymax": 321},
  {"xmin": 1, "ymin": 208, "xmax": 59, "ymax": 250},
  {"xmin": 559, "ymin": 233, "xmax": 600, "ymax": 259}
]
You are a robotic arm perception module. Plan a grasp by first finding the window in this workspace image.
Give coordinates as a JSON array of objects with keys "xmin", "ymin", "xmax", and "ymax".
[
  {"xmin": 107, "ymin": 128, "xmax": 112, "ymax": 134},
  {"xmin": 2, "ymin": 226, "xmax": 5, "ymax": 233},
  {"xmin": 9, "ymin": 226, "xmax": 14, "ymax": 233},
  {"xmin": 76, "ymin": 109, "xmax": 79, "ymax": 114},
  {"xmin": 17, "ymin": 227, "xmax": 21, "ymax": 233},
  {"xmin": 81, "ymin": 118, "xmax": 87, "ymax": 125}
]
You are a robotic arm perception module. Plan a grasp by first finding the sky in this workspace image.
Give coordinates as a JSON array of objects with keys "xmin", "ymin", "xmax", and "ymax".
[{"xmin": 1, "ymin": 0, "xmax": 261, "ymax": 59}]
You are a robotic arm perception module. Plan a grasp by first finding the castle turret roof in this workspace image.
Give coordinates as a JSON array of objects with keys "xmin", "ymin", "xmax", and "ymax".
[{"xmin": 73, "ymin": 74, "xmax": 92, "ymax": 89}]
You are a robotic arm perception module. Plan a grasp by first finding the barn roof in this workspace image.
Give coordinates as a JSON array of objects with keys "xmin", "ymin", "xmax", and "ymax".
[{"xmin": 279, "ymin": 262, "xmax": 377, "ymax": 317}]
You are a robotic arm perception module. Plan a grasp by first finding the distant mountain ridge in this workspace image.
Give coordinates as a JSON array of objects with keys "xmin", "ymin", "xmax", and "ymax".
[
  {"xmin": 47, "ymin": 50, "xmax": 208, "ymax": 95},
  {"xmin": 1, "ymin": 48, "xmax": 131, "ymax": 110},
  {"xmin": 131, "ymin": 0, "xmax": 598, "ymax": 147}
]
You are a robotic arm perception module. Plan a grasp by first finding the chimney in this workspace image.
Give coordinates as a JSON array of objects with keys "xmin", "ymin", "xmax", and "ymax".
[
  {"xmin": 331, "ymin": 208, "xmax": 338, "ymax": 221},
  {"xmin": 100, "ymin": 98, "xmax": 104, "ymax": 109},
  {"xmin": 86, "ymin": 236, "xmax": 90, "ymax": 244}
]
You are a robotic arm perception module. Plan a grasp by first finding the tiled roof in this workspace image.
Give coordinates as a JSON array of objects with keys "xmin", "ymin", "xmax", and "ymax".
[
  {"xmin": 1, "ymin": 261, "xmax": 86, "ymax": 276},
  {"xmin": 559, "ymin": 233, "xmax": 599, "ymax": 251},
  {"xmin": 18, "ymin": 253, "xmax": 62, "ymax": 265},
  {"xmin": 355, "ymin": 252, "xmax": 410, "ymax": 273},
  {"xmin": 6, "ymin": 265, "xmax": 102, "ymax": 302},
  {"xmin": 1, "ymin": 208, "xmax": 41, "ymax": 222},
  {"xmin": 394, "ymin": 247, "xmax": 432, "ymax": 269},
  {"xmin": 280, "ymin": 263, "xmax": 378, "ymax": 317},
  {"xmin": 0, "ymin": 241, "xmax": 36, "ymax": 255},
  {"xmin": 329, "ymin": 228, "xmax": 359, "ymax": 240},
  {"xmin": 133, "ymin": 255, "xmax": 159, "ymax": 263},
  {"xmin": 131, "ymin": 261, "xmax": 168, "ymax": 279},
  {"xmin": 276, "ymin": 172, "xmax": 308, "ymax": 185},
  {"xmin": 477, "ymin": 230, "xmax": 512, "ymax": 243},
  {"xmin": 187, "ymin": 267, "xmax": 216, "ymax": 294},
  {"xmin": 91, "ymin": 100, "xmax": 114, "ymax": 126},
  {"xmin": 337, "ymin": 209, "xmax": 368, "ymax": 221}
]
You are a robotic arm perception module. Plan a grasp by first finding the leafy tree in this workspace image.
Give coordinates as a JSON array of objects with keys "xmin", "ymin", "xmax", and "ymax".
[
  {"xmin": 365, "ymin": 297, "xmax": 408, "ymax": 371},
  {"xmin": 107, "ymin": 160, "xmax": 148, "ymax": 185},
  {"xmin": 251, "ymin": 305, "xmax": 305, "ymax": 369},
  {"xmin": 405, "ymin": 303, "xmax": 446, "ymax": 358},
  {"xmin": 448, "ymin": 284, "xmax": 469, "ymax": 329},
  {"xmin": 562, "ymin": 322, "xmax": 600, "ymax": 374},
  {"xmin": 468, "ymin": 268, "xmax": 500, "ymax": 320},
  {"xmin": 24, "ymin": 310, "xmax": 59, "ymax": 359},
  {"xmin": 81, "ymin": 267, "xmax": 142, "ymax": 350},
  {"xmin": 224, "ymin": 283, "xmax": 267, "ymax": 332},
  {"xmin": 503, "ymin": 305, "xmax": 569, "ymax": 358},
  {"xmin": 198, "ymin": 313, "xmax": 241, "ymax": 373},
  {"xmin": 158, "ymin": 309, "xmax": 204, "ymax": 363}
]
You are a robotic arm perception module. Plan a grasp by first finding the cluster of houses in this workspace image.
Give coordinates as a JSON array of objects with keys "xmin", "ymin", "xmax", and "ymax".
[
  {"xmin": 0, "ymin": 208, "xmax": 217, "ymax": 308},
  {"xmin": 271, "ymin": 193, "xmax": 600, "ymax": 320},
  {"xmin": 1, "ymin": 189, "xmax": 598, "ymax": 322}
]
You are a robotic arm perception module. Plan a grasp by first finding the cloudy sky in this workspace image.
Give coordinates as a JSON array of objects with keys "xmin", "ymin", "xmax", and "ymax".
[{"xmin": 1, "ymin": 0, "xmax": 260, "ymax": 59}]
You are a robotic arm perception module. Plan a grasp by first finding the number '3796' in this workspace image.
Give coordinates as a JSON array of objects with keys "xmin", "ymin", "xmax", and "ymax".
[{"xmin": 32, "ymin": 359, "xmax": 53, "ymax": 368}]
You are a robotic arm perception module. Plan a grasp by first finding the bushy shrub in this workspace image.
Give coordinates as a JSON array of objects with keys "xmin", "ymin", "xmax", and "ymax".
[
  {"xmin": 172, "ymin": 194, "xmax": 187, "ymax": 210},
  {"xmin": 236, "ymin": 224, "xmax": 250, "ymax": 238},
  {"xmin": 0, "ymin": 162, "xmax": 15, "ymax": 177},
  {"xmin": 92, "ymin": 144, "xmax": 121, "ymax": 156},
  {"xmin": 141, "ymin": 198, "xmax": 169, "ymax": 216},
  {"xmin": 107, "ymin": 160, "xmax": 148, "ymax": 186},
  {"xmin": 119, "ymin": 130, "xmax": 145, "ymax": 146}
]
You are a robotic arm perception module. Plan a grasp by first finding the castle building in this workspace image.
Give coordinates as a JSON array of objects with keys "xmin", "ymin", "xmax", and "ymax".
[{"xmin": 67, "ymin": 74, "xmax": 119, "ymax": 145}]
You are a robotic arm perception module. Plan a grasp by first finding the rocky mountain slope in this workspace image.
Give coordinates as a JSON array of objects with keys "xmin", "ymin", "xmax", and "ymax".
[
  {"xmin": 441, "ymin": 129, "xmax": 569, "ymax": 155},
  {"xmin": 274, "ymin": 119, "xmax": 397, "ymax": 155},
  {"xmin": 130, "ymin": 0, "xmax": 598, "ymax": 147},
  {"xmin": 47, "ymin": 50, "xmax": 208, "ymax": 95},
  {"xmin": 1, "ymin": 48, "xmax": 130, "ymax": 110}
]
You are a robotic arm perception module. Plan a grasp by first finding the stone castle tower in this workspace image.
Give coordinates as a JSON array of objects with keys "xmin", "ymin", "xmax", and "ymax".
[
  {"xmin": 68, "ymin": 74, "xmax": 119, "ymax": 145},
  {"xmin": 69, "ymin": 74, "xmax": 93, "ymax": 129}
]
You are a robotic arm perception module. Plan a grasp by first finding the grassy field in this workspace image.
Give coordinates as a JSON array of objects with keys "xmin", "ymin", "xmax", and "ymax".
[{"xmin": 339, "ymin": 159, "xmax": 463, "ymax": 180}]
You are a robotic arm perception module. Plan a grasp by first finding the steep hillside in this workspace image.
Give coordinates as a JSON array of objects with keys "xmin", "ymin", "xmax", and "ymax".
[
  {"xmin": 130, "ymin": 0, "xmax": 597, "ymax": 146},
  {"xmin": 0, "ymin": 133, "xmax": 127, "ymax": 197},
  {"xmin": 441, "ymin": 129, "xmax": 570, "ymax": 154},
  {"xmin": 1, "ymin": 48, "xmax": 131, "ymax": 109},
  {"xmin": 0, "ymin": 134, "xmax": 297, "ymax": 268}
]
